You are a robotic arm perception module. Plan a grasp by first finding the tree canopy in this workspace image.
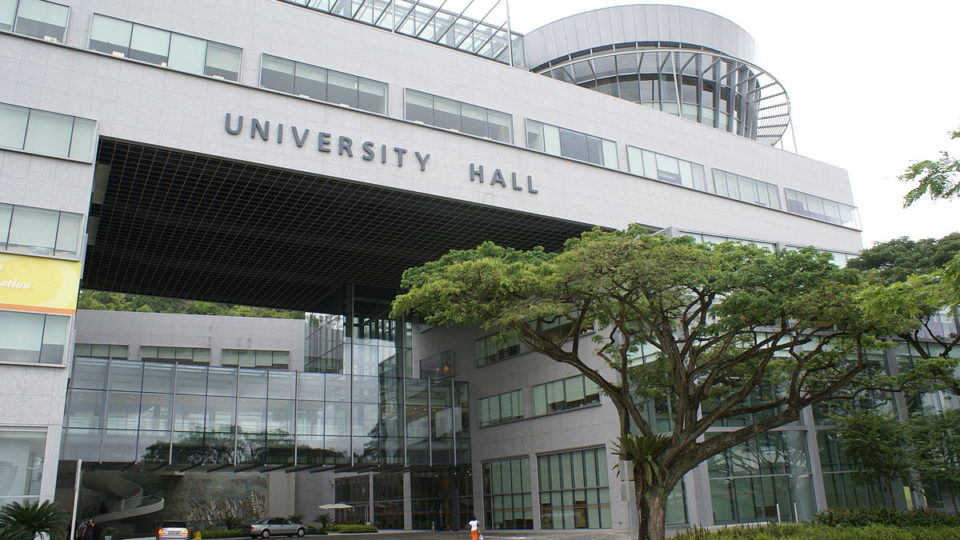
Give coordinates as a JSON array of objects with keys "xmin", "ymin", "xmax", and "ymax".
[
  {"xmin": 392, "ymin": 227, "xmax": 893, "ymax": 540},
  {"xmin": 900, "ymin": 127, "xmax": 960, "ymax": 206},
  {"xmin": 850, "ymin": 234, "xmax": 960, "ymax": 396},
  {"xmin": 77, "ymin": 290, "xmax": 304, "ymax": 319}
]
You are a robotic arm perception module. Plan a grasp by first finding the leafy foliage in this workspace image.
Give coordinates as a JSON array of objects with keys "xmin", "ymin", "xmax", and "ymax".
[
  {"xmin": 850, "ymin": 235, "xmax": 960, "ymax": 397},
  {"xmin": 831, "ymin": 410, "xmax": 912, "ymax": 500},
  {"xmin": 393, "ymin": 227, "xmax": 894, "ymax": 540},
  {"xmin": 814, "ymin": 508, "xmax": 960, "ymax": 528},
  {"xmin": 77, "ymin": 290, "xmax": 304, "ymax": 319},
  {"xmin": 900, "ymin": 128, "xmax": 960, "ymax": 206},
  {"xmin": 675, "ymin": 523, "xmax": 960, "ymax": 539},
  {"xmin": 333, "ymin": 524, "xmax": 377, "ymax": 533},
  {"xmin": 0, "ymin": 501, "xmax": 67, "ymax": 540},
  {"xmin": 908, "ymin": 409, "xmax": 960, "ymax": 501}
]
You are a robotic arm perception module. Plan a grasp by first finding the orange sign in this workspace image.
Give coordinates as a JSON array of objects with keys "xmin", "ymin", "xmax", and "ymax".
[{"xmin": 0, "ymin": 253, "xmax": 81, "ymax": 315}]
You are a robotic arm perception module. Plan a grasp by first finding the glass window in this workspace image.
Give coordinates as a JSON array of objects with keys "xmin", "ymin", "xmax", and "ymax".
[
  {"xmin": 0, "ymin": 0, "xmax": 15, "ymax": 31},
  {"xmin": 478, "ymin": 389, "xmax": 522, "ymax": 427},
  {"xmin": 89, "ymin": 15, "xmax": 132, "ymax": 56},
  {"xmin": 538, "ymin": 447, "xmax": 610, "ymax": 529},
  {"xmin": 433, "ymin": 96, "xmax": 460, "ymax": 130},
  {"xmin": 526, "ymin": 120, "xmax": 616, "ymax": 167},
  {"xmin": 358, "ymin": 78, "xmax": 386, "ymax": 114},
  {"xmin": 129, "ymin": 24, "xmax": 169, "ymax": 65},
  {"xmin": 204, "ymin": 42, "xmax": 241, "ymax": 81},
  {"xmin": 405, "ymin": 89, "xmax": 512, "ymax": 142},
  {"xmin": 54, "ymin": 211, "xmax": 81, "ymax": 256},
  {"xmin": 295, "ymin": 62, "xmax": 327, "ymax": 101},
  {"xmin": 68, "ymin": 118, "xmax": 97, "ymax": 162},
  {"xmin": 0, "ymin": 102, "xmax": 29, "ymax": 150},
  {"xmin": 784, "ymin": 188, "xmax": 860, "ymax": 228},
  {"xmin": 484, "ymin": 457, "xmax": 533, "ymax": 529},
  {"xmin": 0, "ymin": 311, "xmax": 68, "ymax": 364},
  {"xmin": 7, "ymin": 205, "xmax": 58, "ymax": 255},
  {"xmin": 475, "ymin": 333, "xmax": 523, "ymax": 367},
  {"xmin": 259, "ymin": 54, "xmax": 387, "ymax": 114},
  {"xmin": 713, "ymin": 169, "xmax": 782, "ymax": 209},
  {"xmin": 23, "ymin": 109, "xmax": 73, "ymax": 159},
  {"xmin": 406, "ymin": 89, "xmax": 433, "ymax": 124},
  {"xmin": 261, "ymin": 54, "xmax": 295, "ymax": 93},
  {"xmin": 533, "ymin": 375, "xmax": 600, "ymax": 415},
  {"xmin": 39, "ymin": 313, "xmax": 67, "ymax": 364},
  {"xmin": 627, "ymin": 146, "xmax": 707, "ymax": 191},
  {"xmin": 14, "ymin": 0, "xmax": 67, "ymax": 42},
  {"xmin": 167, "ymin": 33, "xmax": 206, "ymax": 75},
  {"xmin": 326, "ymin": 70, "xmax": 359, "ymax": 107},
  {"xmin": 0, "ymin": 429, "xmax": 46, "ymax": 499}
]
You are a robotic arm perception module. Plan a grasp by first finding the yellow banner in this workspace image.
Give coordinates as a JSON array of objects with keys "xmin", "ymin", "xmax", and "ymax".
[{"xmin": 0, "ymin": 253, "xmax": 81, "ymax": 315}]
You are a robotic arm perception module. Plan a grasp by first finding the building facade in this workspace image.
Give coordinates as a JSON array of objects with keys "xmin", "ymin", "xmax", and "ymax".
[{"xmin": 4, "ymin": 0, "xmax": 949, "ymax": 534}]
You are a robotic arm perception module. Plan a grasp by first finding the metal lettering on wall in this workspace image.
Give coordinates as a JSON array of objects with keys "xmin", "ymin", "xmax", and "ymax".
[
  {"xmin": 468, "ymin": 163, "xmax": 538, "ymax": 194},
  {"xmin": 224, "ymin": 113, "xmax": 540, "ymax": 194},
  {"xmin": 224, "ymin": 113, "xmax": 430, "ymax": 171}
]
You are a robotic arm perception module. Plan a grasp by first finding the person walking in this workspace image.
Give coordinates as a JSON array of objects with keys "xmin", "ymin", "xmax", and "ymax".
[
  {"xmin": 467, "ymin": 516, "xmax": 480, "ymax": 540},
  {"xmin": 76, "ymin": 518, "xmax": 101, "ymax": 540}
]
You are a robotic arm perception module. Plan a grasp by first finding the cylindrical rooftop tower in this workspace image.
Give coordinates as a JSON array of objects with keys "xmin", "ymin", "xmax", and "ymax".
[{"xmin": 519, "ymin": 5, "xmax": 790, "ymax": 145}]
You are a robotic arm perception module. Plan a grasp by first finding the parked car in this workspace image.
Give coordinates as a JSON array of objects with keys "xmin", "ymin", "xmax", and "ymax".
[
  {"xmin": 248, "ymin": 518, "xmax": 306, "ymax": 538},
  {"xmin": 156, "ymin": 521, "xmax": 191, "ymax": 540}
]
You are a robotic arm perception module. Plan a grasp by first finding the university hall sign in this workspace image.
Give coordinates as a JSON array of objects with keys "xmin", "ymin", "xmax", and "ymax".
[{"xmin": 223, "ymin": 113, "xmax": 538, "ymax": 194}]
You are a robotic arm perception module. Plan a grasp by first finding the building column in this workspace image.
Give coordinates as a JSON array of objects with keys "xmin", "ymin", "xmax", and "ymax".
[
  {"xmin": 403, "ymin": 471, "xmax": 412, "ymax": 530},
  {"xmin": 803, "ymin": 406, "xmax": 829, "ymax": 514}
]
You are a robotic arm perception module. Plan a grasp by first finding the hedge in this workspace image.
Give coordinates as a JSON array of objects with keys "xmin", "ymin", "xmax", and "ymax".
[
  {"xmin": 672, "ymin": 524, "xmax": 960, "ymax": 540},
  {"xmin": 814, "ymin": 508, "xmax": 960, "ymax": 528},
  {"xmin": 333, "ymin": 524, "xmax": 378, "ymax": 533}
]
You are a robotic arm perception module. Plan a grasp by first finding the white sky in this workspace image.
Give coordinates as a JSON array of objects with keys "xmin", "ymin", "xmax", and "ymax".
[{"xmin": 508, "ymin": 1, "xmax": 960, "ymax": 247}]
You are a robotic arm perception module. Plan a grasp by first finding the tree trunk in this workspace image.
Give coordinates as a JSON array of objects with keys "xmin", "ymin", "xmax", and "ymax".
[{"xmin": 635, "ymin": 485, "xmax": 668, "ymax": 540}]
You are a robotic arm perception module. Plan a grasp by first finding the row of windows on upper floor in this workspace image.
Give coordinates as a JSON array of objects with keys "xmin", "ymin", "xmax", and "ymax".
[
  {"xmin": 478, "ymin": 374, "xmax": 602, "ymax": 427},
  {"xmin": 74, "ymin": 343, "xmax": 291, "ymax": 369},
  {"xmin": 2, "ymin": 7, "xmax": 858, "ymax": 229},
  {"xmin": 681, "ymin": 231, "xmax": 859, "ymax": 267}
]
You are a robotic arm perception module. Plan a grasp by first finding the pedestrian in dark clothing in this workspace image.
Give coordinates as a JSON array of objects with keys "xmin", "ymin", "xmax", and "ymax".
[{"xmin": 76, "ymin": 518, "xmax": 101, "ymax": 540}]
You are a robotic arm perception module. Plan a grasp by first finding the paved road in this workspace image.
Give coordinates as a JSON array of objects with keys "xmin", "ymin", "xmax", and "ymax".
[
  {"xmin": 136, "ymin": 531, "xmax": 632, "ymax": 540},
  {"xmin": 300, "ymin": 531, "xmax": 632, "ymax": 540}
]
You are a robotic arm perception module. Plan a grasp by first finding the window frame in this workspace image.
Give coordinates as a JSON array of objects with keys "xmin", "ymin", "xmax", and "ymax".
[{"xmin": 87, "ymin": 13, "xmax": 243, "ymax": 82}]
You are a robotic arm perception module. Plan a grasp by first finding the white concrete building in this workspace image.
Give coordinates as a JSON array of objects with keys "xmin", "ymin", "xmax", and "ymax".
[{"xmin": 0, "ymin": 0, "xmax": 919, "ymax": 534}]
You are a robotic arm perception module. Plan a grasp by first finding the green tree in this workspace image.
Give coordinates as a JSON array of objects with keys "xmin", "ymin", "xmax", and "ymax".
[
  {"xmin": 392, "ymin": 228, "xmax": 891, "ymax": 540},
  {"xmin": 832, "ymin": 410, "xmax": 912, "ymax": 504},
  {"xmin": 908, "ymin": 409, "xmax": 960, "ymax": 509},
  {"xmin": 76, "ymin": 290, "xmax": 304, "ymax": 319},
  {"xmin": 900, "ymin": 127, "xmax": 960, "ymax": 206},
  {"xmin": 0, "ymin": 501, "xmax": 67, "ymax": 540},
  {"xmin": 850, "ymin": 235, "xmax": 960, "ymax": 397}
]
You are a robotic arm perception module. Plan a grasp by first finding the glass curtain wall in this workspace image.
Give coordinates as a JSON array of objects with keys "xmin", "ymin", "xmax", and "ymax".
[
  {"xmin": 538, "ymin": 447, "xmax": 611, "ymax": 529},
  {"xmin": 538, "ymin": 48, "xmax": 773, "ymax": 142},
  {"xmin": 707, "ymin": 431, "xmax": 815, "ymax": 525},
  {"xmin": 816, "ymin": 431, "xmax": 895, "ymax": 509},
  {"xmin": 63, "ymin": 357, "xmax": 468, "ymax": 467},
  {"xmin": 483, "ymin": 456, "xmax": 532, "ymax": 529},
  {"xmin": 410, "ymin": 465, "xmax": 473, "ymax": 530}
]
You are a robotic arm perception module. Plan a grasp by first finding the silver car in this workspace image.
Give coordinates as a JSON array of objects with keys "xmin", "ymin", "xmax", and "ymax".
[{"xmin": 248, "ymin": 518, "xmax": 305, "ymax": 538}]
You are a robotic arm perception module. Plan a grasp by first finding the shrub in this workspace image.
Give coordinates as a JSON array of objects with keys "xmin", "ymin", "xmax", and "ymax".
[
  {"xmin": 305, "ymin": 525, "xmax": 327, "ymax": 535},
  {"xmin": 814, "ymin": 508, "xmax": 960, "ymax": 528},
  {"xmin": 198, "ymin": 528, "xmax": 245, "ymax": 538},
  {"xmin": 334, "ymin": 524, "xmax": 377, "ymax": 533},
  {"xmin": 672, "ymin": 523, "xmax": 960, "ymax": 540}
]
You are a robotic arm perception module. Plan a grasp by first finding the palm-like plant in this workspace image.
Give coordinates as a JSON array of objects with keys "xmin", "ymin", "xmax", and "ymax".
[{"xmin": 0, "ymin": 501, "xmax": 68, "ymax": 540}]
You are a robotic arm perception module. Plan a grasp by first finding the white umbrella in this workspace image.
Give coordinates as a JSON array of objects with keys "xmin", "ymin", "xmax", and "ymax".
[{"xmin": 317, "ymin": 503, "xmax": 354, "ymax": 509}]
